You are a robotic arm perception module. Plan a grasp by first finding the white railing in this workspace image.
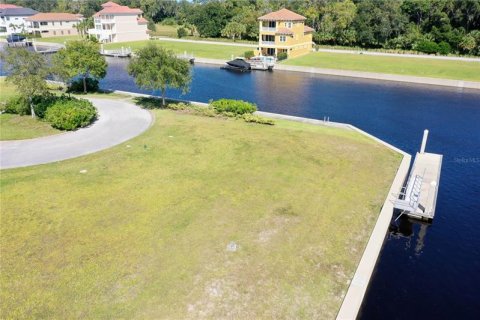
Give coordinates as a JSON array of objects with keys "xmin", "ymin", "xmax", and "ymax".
[
  {"xmin": 261, "ymin": 41, "xmax": 275, "ymax": 46},
  {"xmin": 261, "ymin": 27, "xmax": 276, "ymax": 32}
]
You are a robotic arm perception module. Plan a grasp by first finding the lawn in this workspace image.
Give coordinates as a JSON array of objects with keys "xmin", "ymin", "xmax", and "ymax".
[
  {"xmin": 34, "ymin": 35, "xmax": 83, "ymax": 44},
  {"xmin": 284, "ymin": 52, "xmax": 480, "ymax": 81},
  {"xmin": 104, "ymin": 39, "xmax": 252, "ymax": 59},
  {"xmin": 0, "ymin": 77, "xmax": 60, "ymax": 140},
  {"xmin": 0, "ymin": 107, "xmax": 401, "ymax": 319}
]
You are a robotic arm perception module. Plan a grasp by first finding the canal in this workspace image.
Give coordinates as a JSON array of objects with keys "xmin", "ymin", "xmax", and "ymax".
[{"xmin": 102, "ymin": 57, "xmax": 480, "ymax": 319}]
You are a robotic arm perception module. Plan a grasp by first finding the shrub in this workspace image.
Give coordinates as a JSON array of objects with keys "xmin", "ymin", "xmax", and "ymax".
[
  {"xmin": 242, "ymin": 114, "xmax": 275, "ymax": 125},
  {"xmin": 437, "ymin": 41, "xmax": 451, "ymax": 55},
  {"xmin": 244, "ymin": 50, "xmax": 254, "ymax": 59},
  {"xmin": 4, "ymin": 96, "xmax": 29, "ymax": 115},
  {"xmin": 32, "ymin": 93, "xmax": 74, "ymax": 118},
  {"xmin": 167, "ymin": 102, "xmax": 189, "ymax": 110},
  {"xmin": 67, "ymin": 78, "xmax": 99, "ymax": 93},
  {"xmin": 210, "ymin": 99, "xmax": 257, "ymax": 115},
  {"xmin": 415, "ymin": 40, "xmax": 439, "ymax": 54},
  {"xmin": 177, "ymin": 27, "xmax": 188, "ymax": 38},
  {"xmin": 277, "ymin": 52, "xmax": 288, "ymax": 61},
  {"xmin": 45, "ymin": 99, "xmax": 97, "ymax": 130},
  {"xmin": 161, "ymin": 17, "xmax": 176, "ymax": 26}
]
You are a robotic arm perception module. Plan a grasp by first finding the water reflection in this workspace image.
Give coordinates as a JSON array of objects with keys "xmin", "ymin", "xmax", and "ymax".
[{"xmin": 389, "ymin": 213, "xmax": 431, "ymax": 256}]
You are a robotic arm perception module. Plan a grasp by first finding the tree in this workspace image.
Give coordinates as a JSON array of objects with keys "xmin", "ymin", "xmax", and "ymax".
[
  {"xmin": 1, "ymin": 48, "xmax": 48, "ymax": 118},
  {"xmin": 221, "ymin": 21, "xmax": 246, "ymax": 41},
  {"xmin": 190, "ymin": 1, "xmax": 230, "ymax": 38},
  {"xmin": 52, "ymin": 40, "xmax": 107, "ymax": 94},
  {"xmin": 127, "ymin": 44, "xmax": 191, "ymax": 106},
  {"xmin": 318, "ymin": 0, "xmax": 356, "ymax": 46}
]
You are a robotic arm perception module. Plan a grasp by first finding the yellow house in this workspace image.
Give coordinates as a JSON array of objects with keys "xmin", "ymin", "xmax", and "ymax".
[{"xmin": 258, "ymin": 8, "xmax": 314, "ymax": 59}]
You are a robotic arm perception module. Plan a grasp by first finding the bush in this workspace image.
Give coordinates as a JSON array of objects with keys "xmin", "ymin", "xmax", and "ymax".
[
  {"xmin": 277, "ymin": 52, "xmax": 288, "ymax": 61},
  {"xmin": 167, "ymin": 102, "xmax": 189, "ymax": 110},
  {"xmin": 437, "ymin": 41, "xmax": 451, "ymax": 55},
  {"xmin": 244, "ymin": 50, "xmax": 254, "ymax": 59},
  {"xmin": 415, "ymin": 40, "xmax": 439, "ymax": 54},
  {"xmin": 243, "ymin": 114, "xmax": 274, "ymax": 125},
  {"xmin": 210, "ymin": 99, "xmax": 257, "ymax": 115},
  {"xmin": 45, "ymin": 99, "xmax": 97, "ymax": 130},
  {"xmin": 32, "ymin": 93, "xmax": 74, "ymax": 118},
  {"xmin": 177, "ymin": 27, "xmax": 188, "ymax": 38},
  {"xmin": 161, "ymin": 17, "xmax": 176, "ymax": 26},
  {"xmin": 4, "ymin": 96, "xmax": 29, "ymax": 115},
  {"xmin": 67, "ymin": 78, "xmax": 99, "ymax": 93}
]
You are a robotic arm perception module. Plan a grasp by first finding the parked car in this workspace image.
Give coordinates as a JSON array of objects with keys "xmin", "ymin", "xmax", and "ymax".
[{"xmin": 6, "ymin": 34, "xmax": 26, "ymax": 43}]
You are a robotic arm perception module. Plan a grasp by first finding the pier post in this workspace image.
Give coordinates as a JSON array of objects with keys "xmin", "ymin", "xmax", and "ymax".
[{"xmin": 420, "ymin": 129, "xmax": 429, "ymax": 154}]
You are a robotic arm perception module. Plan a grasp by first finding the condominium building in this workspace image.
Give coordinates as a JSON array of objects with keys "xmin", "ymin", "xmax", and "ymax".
[
  {"xmin": 88, "ymin": 1, "xmax": 149, "ymax": 43},
  {"xmin": 0, "ymin": 4, "xmax": 38, "ymax": 36},
  {"xmin": 258, "ymin": 8, "xmax": 314, "ymax": 58},
  {"xmin": 26, "ymin": 13, "xmax": 83, "ymax": 37}
]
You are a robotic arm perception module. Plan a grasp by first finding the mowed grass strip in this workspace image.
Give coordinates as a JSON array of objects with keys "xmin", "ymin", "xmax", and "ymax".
[
  {"xmin": 104, "ymin": 39, "xmax": 252, "ymax": 59},
  {"xmin": 284, "ymin": 52, "xmax": 480, "ymax": 81},
  {"xmin": 0, "ymin": 109, "xmax": 401, "ymax": 319}
]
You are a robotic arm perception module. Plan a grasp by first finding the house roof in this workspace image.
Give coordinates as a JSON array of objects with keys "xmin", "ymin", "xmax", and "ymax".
[
  {"xmin": 0, "ymin": 4, "xmax": 21, "ymax": 9},
  {"xmin": 0, "ymin": 7, "xmax": 38, "ymax": 17},
  {"xmin": 304, "ymin": 25, "xmax": 315, "ymax": 33},
  {"xmin": 258, "ymin": 8, "xmax": 306, "ymax": 21},
  {"xmin": 94, "ymin": 2, "xmax": 142, "ymax": 16},
  {"xmin": 137, "ymin": 17, "xmax": 148, "ymax": 24},
  {"xmin": 101, "ymin": 1, "xmax": 121, "ymax": 7},
  {"xmin": 275, "ymin": 27, "xmax": 293, "ymax": 35},
  {"xmin": 26, "ymin": 13, "xmax": 82, "ymax": 22}
]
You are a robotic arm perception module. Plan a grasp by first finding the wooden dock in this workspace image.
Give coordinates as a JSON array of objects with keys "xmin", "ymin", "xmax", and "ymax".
[{"xmin": 393, "ymin": 130, "xmax": 442, "ymax": 220}]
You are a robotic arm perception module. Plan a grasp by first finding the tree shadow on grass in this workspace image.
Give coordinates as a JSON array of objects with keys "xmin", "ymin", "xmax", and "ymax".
[{"xmin": 133, "ymin": 96, "xmax": 192, "ymax": 109}]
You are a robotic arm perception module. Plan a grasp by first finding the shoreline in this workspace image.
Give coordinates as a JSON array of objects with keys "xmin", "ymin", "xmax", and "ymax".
[
  {"xmin": 111, "ymin": 89, "xmax": 411, "ymax": 319},
  {"xmin": 194, "ymin": 57, "xmax": 480, "ymax": 90}
]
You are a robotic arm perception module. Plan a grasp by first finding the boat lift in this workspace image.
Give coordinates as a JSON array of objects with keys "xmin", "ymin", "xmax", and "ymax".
[{"xmin": 393, "ymin": 130, "xmax": 442, "ymax": 221}]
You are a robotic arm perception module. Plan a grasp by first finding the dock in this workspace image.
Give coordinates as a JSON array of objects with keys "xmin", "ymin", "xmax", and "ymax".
[
  {"xmin": 393, "ymin": 130, "xmax": 442, "ymax": 220},
  {"xmin": 100, "ymin": 45, "xmax": 132, "ymax": 58}
]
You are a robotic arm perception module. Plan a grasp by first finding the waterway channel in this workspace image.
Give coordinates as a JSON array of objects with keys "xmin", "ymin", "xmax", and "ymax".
[
  {"xmin": 102, "ymin": 57, "xmax": 480, "ymax": 319},
  {"xmin": 2, "ymin": 48, "xmax": 480, "ymax": 318}
]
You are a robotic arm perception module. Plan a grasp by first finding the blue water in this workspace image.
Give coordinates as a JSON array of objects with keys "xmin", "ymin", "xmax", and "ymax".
[
  {"xmin": 102, "ymin": 58, "xmax": 480, "ymax": 319},
  {"xmin": 2, "ymin": 48, "xmax": 479, "ymax": 317}
]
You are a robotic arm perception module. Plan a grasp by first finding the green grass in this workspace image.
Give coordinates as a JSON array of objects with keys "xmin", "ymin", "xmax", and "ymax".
[
  {"xmin": 34, "ymin": 35, "xmax": 82, "ymax": 44},
  {"xmin": 284, "ymin": 52, "xmax": 480, "ymax": 81},
  {"xmin": 0, "ymin": 77, "xmax": 60, "ymax": 140},
  {"xmin": 0, "ymin": 107, "xmax": 401, "ymax": 319},
  {"xmin": 151, "ymin": 24, "xmax": 179, "ymax": 37},
  {"xmin": 104, "ymin": 39, "xmax": 252, "ymax": 59},
  {"xmin": 0, "ymin": 113, "xmax": 60, "ymax": 140},
  {"xmin": 0, "ymin": 78, "xmax": 17, "ymax": 104}
]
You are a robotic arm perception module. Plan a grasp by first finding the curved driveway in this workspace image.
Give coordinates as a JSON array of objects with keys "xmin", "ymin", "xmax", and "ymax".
[{"xmin": 0, "ymin": 98, "xmax": 152, "ymax": 169}]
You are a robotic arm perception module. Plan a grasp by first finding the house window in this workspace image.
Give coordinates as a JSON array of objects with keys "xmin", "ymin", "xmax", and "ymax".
[
  {"xmin": 0, "ymin": 26, "xmax": 6, "ymax": 32},
  {"xmin": 33, "ymin": 22, "xmax": 39, "ymax": 28},
  {"xmin": 61, "ymin": 30, "xmax": 64, "ymax": 35},
  {"xmin": 280, "ymin": 35, "xmax": 286, "ymax": 42},
  {"xmin": 68, "ymin": 30, "xmax": 70, "ymax": 34},
  {"xmin": 53, "ymin": 31, "xmax": 56, "ymax": 35},
  {"xmin": 40, "ymin": 21, "xmax": 48, "ymax": 26},
  {"xmin": 268, "ymin": 21, "xmax": 276, "ymax": 28},
  {"xmin": 286, "ymin": 22, "xmax": 292, "ymax": 28},
  {"xmin": 60, "ymin": 21, "xmax": 63, "ymax": 26}
]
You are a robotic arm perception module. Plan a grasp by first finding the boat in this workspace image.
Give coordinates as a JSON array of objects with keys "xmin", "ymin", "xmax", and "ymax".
[
  {"xmin": 222, "ymin": 58, "xmax": 251, "ymax": 72},
  {"xmin": 247, "ymin": 55, "xmax": 275, "ymax": 71}
]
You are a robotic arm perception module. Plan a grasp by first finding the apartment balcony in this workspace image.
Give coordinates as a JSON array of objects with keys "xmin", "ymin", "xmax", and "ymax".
[
  {"xmin": 261, "ymin": 27, "xmax": 276, "ymax": 32},
  {"xmin": 261, "ymin": 40, "xmax": 275, "ymax": 46},
  {"xmin": 88, "ymin": 28, "xmax": 114, "ymax": 36}
]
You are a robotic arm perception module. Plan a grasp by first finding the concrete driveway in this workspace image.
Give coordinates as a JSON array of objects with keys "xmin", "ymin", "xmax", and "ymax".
[{"xmin": 0, "ymin": 98, "xmax": 152, "ymax": 169}]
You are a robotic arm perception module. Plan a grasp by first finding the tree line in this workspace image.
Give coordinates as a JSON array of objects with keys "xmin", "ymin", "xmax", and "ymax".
[{"xmin": 6, "ymin": 0, "xmax": 480, "ymax": 55}]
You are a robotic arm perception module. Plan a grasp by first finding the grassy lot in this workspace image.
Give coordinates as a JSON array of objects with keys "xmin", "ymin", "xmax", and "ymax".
[
  {"xmin": 0, "ymin": 77, "xmax": 60, "ymax": 140},
  {"xmin": 0, "ymin": 113, "xmax": 59, "ymax": 140},
  {"xmin": 284, "ymin": 52, "xmax": 480, "ymax": 81},
  {"xmin": 152, "ymin": 24, "xmax": 179, "ymax": 37},
  {"xmin": 33, "ymin": 35, "xmax": 82, "ymax": 44},
  {"xmin": 104, "ymin": 39, "xmax": 252, "ymax": 59},
  {"xmin": 0, "ymin": 107, "xmax": 401, "ymax": 319}
]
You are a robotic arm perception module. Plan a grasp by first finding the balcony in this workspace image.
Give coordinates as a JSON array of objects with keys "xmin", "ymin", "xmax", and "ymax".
[
  {"xmin": 261, "ymin": 27, "xmax": 276, "ymax": 32},
  {"xmin": 261, "ymin": 41, "xmax": 275, "ymax": 46}
]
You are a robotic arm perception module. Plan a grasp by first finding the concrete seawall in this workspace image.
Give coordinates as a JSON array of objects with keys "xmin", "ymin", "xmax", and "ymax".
[
  {"xmin": 194, "ymin": 57, "xmax": 480, "ymax": 90},
  {"xmin": 113, "ymin": 89, "xmax": 411, "ymax": 319}
]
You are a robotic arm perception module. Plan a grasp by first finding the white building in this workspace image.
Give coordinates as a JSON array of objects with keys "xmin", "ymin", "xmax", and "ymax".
[
  {"xmin": 26, "ymin": 13, "xmax": 83, "ymax": 38},
  {"xmin": 88, "ymin": 1, "xmax": 149, "ymax": 43},
  {"xmin": 0, "ymin": 4, "xmax": 38, "ymax": 36}
]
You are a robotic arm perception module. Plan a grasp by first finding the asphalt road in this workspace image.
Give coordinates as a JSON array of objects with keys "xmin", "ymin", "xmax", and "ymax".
[{"xmin": 0, "ymin": 98, "xmax": 152, "ymax": 169}]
